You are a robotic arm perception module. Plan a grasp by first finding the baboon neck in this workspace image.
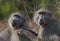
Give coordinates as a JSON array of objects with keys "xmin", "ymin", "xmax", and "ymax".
[{"xmin": 21, "ymin": 26, "xmax": 38, "ymax": 36}]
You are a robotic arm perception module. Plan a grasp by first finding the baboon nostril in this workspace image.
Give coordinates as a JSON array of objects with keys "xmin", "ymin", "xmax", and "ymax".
[
  {"xmin": 12, "ymin": 21, "xmax": 16, "ymax": 27},
  {"xmin": 13, "ymin": 20, "xmax": 17, "ymax": 24},
  {"xmin": 13, "ymin": 20, "xmax": 16, "ymax": 21},
  {"xmin": 40, "ymin": 19, "xmax": 43, "ymax": 21},
  {"xmin": 40, "ymin": 19, "xmax": 44, "ymax": 25}
]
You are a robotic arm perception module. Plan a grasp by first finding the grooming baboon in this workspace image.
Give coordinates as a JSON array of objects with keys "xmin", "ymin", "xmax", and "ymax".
[
  {"xmin": 33, "ymin": 8, "xmax": 60, "ymax": 41},
  {"xmin": 0, "ymin": 12, "xmax": 37, "ymax": 41}
]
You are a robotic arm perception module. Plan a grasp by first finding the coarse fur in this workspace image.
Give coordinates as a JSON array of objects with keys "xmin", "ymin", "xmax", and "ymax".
[
  {"xmin": 0, "ymin": 12, "xmax": 37, "ymax": 41},
  {"xmin": 33, "ymin": 8, "xmax": 60, "ymax": 41}
]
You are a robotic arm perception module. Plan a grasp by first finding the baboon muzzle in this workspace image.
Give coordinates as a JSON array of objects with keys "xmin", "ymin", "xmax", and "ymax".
[{"xmin": 12, "ymin": 15, "xmax": 26, "ymax": 28}]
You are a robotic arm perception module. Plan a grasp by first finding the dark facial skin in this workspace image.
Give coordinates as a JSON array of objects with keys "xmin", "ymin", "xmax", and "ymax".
[
  {"xmin": 38, "ymin": 12, "xmax": 52, "ymax": 26},
  {"xmin": 12, "ymin": 15, "xmax": 26, "ymax": 29}
]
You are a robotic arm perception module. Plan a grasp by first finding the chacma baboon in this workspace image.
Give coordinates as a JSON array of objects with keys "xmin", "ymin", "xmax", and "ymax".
[
  {"xmin": 33, "ymin": 8, "xmax": 60, "ymax": 41},
  {"xmin": 0, "ymin": 12, "xmax": 37, "ymax": 41}
]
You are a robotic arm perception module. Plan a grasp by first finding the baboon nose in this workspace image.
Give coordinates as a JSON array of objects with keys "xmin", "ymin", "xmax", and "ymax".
[
  {"xmin": 13, "ymin": 19, "xmax": 15, "ymax": 21},
  {"xmin": 40, "ymin": 19, "xmax": 44, "ymax": 25},
  {"xmin": 13, "ymin": 20, "xmax": 17, "ymax": 24},
  {"xmin": 13, "ymin": 20, "xmax": 16, "ymax": 22},
  {"xmin": 12, "ymin": 20, "xmax": 17, "ymax": 27},
  {"xmin": 40, "ymin": 19, "xmax": 43, "ymax": 22}
]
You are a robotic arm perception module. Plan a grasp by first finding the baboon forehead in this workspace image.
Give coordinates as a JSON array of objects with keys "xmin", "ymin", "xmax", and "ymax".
[
  {"xmin": 35, "ymin": 8, "xmax": 51, "ymax": 15},
  {"xmin": 11, "ymin": 12, "xmax": 23, "ymax": 17},
  {"xmin": 10, "ymin": 12, "xmax": 26, "ymax": 18},
  {"xmin": 35, "ymin": 8, "xmax": 47, "ymax": 13}
]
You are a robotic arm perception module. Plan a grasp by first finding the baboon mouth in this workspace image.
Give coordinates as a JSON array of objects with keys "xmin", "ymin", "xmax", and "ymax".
[{"xmin": 40, "ymin": 22, "xmax": 47, "ymax": 26}]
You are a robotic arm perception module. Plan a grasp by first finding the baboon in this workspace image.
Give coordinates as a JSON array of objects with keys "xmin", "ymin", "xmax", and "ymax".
[
  {"xmin": 0, "ymin": 12, "xmax": 37, "ymax": 41},
  {"xmin": 33, "ymin": 8, "xmax": 60, "ymax": 41}
]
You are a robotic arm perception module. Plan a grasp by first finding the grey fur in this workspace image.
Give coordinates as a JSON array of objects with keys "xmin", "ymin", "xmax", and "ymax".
[
  {"xmin": 0, "ymin": 12, "xmax": 37, "ymax": 41},
  {"xmin": 33, "ymin": 8, "xmax": 60, "ymax": 41}
]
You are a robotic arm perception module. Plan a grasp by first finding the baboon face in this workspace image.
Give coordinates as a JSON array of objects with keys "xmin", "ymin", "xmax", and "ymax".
[
  {"xmin": 33, "ymin": 10, "xmax": 52, "ymax": 26},
  {"xmin": 8, "ymin": 12, "xmax": 26, "ymax": 30},
  {"xmin": 38, "ymin": 12, "xmax": 52, "ymax": 26},
  {"xmin": 12, "ymin": 15, "xmax": 26, "ymax": 29}
]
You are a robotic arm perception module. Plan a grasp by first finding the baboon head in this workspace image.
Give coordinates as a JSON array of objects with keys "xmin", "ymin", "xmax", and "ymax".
[
  {"xmin": 8, "ymin": 12, "xmax": 26, "ymax": 30},
  {"xmin": 8, "ymin": 12, "xmax": 38, "ymax": 36},
  {"xmin": 33, "ymin": 8, "xmax": 52, "ymax": 27}
]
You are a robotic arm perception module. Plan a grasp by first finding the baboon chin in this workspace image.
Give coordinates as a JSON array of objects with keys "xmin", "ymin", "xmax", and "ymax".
[{"xmin": 33, "ymin": 8, "xmax": 60, "ymax": 41}]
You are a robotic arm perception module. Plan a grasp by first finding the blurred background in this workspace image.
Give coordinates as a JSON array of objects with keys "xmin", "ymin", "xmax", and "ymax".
[{"xmin": 0, "ymin": 0, "xmax": 60, "ymax": 32}]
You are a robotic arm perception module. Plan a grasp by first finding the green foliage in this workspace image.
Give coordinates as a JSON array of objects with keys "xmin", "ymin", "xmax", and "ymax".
[
  {"xmin": 0, "ymin": 1, "xmax": 10, "ymax": 19},
  {"xmin": 40, "ymin": 0, "xmax": 46, "ymax": 6},
  {"xmin": 47, "ymin": 0, "xmax": 60, "ymax": 20},
  {"xmin": 0, "ymin": 0, "xmax": 19, "ymax": 19},
  {"xmin": 0, "ymin": 0, "xmax": 60, "ymax": 20},
  {"xmin": 1, "ymin": 2, "xmax": 10, "ymax": 17},
  {"xmin": 47, "ymin": 0, "xmax": 56, "ymax": 5}
]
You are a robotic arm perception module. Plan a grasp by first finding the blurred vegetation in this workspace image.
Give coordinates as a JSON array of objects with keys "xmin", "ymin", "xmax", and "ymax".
[
  {"xmin": 46, "ymin": 0, "xmax": 60, "ymax": 20},
  {"xmin": 0, "ymin": 0, "xmax": 60, "ymax": 20}
]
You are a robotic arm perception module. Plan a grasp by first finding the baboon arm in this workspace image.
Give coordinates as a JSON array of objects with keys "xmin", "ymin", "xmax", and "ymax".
[
  {"xmin": 0, "ymin": 37, "xmax": 6, "ymax": 41},
  {"xmin": 0, "ymin": 28, "xmax": 11, "ymax": 41},
  {"xmin": 10, "ymin": 29, "xmax": 20, "ymax": 41}
]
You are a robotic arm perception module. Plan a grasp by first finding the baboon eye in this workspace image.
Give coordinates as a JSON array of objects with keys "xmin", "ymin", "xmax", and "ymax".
[{"xmin": 38, "ymin": 12, "xmax": 46, "ymax": 14}]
